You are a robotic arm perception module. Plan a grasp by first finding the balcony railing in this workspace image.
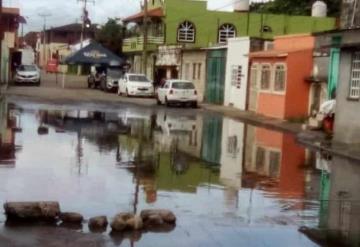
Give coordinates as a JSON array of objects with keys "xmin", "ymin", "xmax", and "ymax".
[{"xmin": 123, "ymin": 35, "xmax": 165, "ymax": 52}]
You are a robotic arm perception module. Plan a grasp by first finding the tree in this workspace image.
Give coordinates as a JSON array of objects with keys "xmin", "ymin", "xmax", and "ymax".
[
  {"xmin": 250, "ymin": 0, "xmax": 341, "ymax": 17},
  {"xmin": 95, "ymin": 18, "xmax": 125, "ymax": 55}
]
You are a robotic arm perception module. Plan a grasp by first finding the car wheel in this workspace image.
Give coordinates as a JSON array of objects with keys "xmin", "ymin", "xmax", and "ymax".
[
  {"xmin": 125, "ymin": 89, "xmax": 130, "ymax": 97},
  {"xmin": 36, "ymin": 80, "xmax": 41, "ymax": 87},
  {"xmin": 191, "ymin": 102, "xmax": 198, "ymax": 108}
]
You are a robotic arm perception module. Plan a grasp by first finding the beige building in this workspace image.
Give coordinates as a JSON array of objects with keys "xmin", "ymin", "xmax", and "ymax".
[{"xmin": 181, "ymin": 50, "xmax": 206, "ymax": 102}]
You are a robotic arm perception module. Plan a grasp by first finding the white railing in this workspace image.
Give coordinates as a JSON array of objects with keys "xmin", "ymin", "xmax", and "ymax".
[{"xmin": 123, "ymin": 35, "xmax": 164, "ymax": 45}]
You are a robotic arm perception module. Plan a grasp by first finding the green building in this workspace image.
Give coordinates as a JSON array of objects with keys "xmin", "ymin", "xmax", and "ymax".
[{"xmin": 122, "ymin": 0, "xmax": 336, "ymax": 98}]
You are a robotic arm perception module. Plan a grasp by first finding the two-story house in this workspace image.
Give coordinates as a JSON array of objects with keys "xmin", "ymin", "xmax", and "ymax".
[{"xmin": 122, "ymin": 0, "xmax": 336, "ymax": 102}]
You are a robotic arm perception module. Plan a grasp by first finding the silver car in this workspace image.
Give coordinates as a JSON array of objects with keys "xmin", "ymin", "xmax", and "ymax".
[{"xmin": 14, "ymin": 65, "xmax": 41, "ymax": 86}]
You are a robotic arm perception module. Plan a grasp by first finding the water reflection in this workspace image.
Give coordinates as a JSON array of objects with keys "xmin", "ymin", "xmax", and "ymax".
[{"xmin": 0, "ymin": 100, "xmax": 342, "ymax": 246}]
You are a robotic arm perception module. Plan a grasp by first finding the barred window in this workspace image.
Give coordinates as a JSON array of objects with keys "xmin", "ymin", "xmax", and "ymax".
[
  {"xmin": 177, "ymin": 21, "xmax": 195, "ymax": 42},
  {"xmin": 349, "ymin": 51, "xmax": 360, "ymax": 99},
  {"xmin": 255, "ymin": 146, "xmax": 266, "ymax": 171},
  {"xmin": 260, "ymin": 64, "xmax": 271, "ymax": 90},
  {"xmin": 274, "ymin": 64, "xmax": 286, "ymax": 92},
  {"xmin": 218, "ymin": 23, "xmax": 236, "ymax": 44},
  {"xmin": 269, "ymin": 151, "xmax": 281, "ymax": 178}
]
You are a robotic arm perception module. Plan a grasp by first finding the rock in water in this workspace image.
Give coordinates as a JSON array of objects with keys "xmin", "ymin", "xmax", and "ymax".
[
  {"xmin": 4, "ymin": 202, "xmax": 60, "ymax": 221},
  {"xmin": 111, "ymin": 213, "xmax": 133, "ymax": 232},
  {"xmin": 140, "ymin": 209, "xmax": 176, "ymax": 224},
  {"xmin": 89, "ymin": 216, "xmax": 108, "ymax": 230},
  {"xmin": 126, "ymin": 215, "xmax": 143, "ymax": 230},
  {"xmin": 59, "ymin": 212, "xmax": 83, "ymax": 224}
]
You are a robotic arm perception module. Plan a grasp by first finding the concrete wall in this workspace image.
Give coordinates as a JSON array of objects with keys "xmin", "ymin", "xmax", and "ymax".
[
  {"xmin": 181, "ymin": 50, "xmax": 206, "ymax": 101},
  {"xmin": 224, "ymin": 37, "xmax": 250, "ymax": 110},
  {"xmin": 334, "ymin": 50, "xmax": 360, "ymax": 144}
]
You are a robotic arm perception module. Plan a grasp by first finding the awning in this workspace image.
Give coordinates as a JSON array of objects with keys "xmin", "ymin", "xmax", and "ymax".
[{"xmin": 64, "ymin": 41, "xmax": 125, "ymax": 66}]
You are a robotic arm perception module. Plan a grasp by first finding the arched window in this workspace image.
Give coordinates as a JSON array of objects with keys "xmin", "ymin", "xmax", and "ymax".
[
  {"xmin": 177, "ymin": 21, "xmax": 195, "ymax": 42},
  {"xmin": 218, "ymin": 23, "xmax": 236, "ymax": 44}
]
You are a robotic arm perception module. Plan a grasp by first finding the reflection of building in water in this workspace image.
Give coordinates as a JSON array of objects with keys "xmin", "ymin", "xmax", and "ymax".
[
  {"xmin": 154, "ymin": 111, "xmax": 202, "ymax": 157},
  {"xmin": 244, "ymin": 126, "xmax": 307, "ymax": 198},
  {"xmin": 324, "ymin": 156, "xmax": 360, "ymax": 246},
  {"xmin": 220, "ymin": 118, "xmax": 244, "ymax": 189},
  {"xmin": 201, "ymin": 116, "xmax": 222, "ymax": 164},
  {"xmin": 0, "ymin": 102, "xmax": 19, "ymax": 167}
]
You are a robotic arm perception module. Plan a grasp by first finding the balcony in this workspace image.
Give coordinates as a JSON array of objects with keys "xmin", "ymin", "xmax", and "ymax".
[{"xmin": 123, "ymin": 35, "xmax": 165, "ymax": 53}]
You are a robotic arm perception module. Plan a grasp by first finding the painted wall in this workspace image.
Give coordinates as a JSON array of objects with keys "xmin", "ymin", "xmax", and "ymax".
[
  {"xmin": 163, "ymin": 0, "xmax": 336, "ymax": 48},
  {"xmin": 285, "ymin": 50, "xmax": 312, "ymax": 118},
  {"xmin": 334, "ymin": 51, "xmax": 360, "ymax": 144},
  {"xmin": 224, "ymin": 37, "xmax": 250, "ymax": 110},
  {"xmin": 181, "ymin": 50, "xmax": 207, "ymax": 101}
]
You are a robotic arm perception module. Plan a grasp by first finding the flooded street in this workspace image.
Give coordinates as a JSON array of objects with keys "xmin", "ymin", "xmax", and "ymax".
[{"xmin": 0, "ymin": 97, "xmax": 357, "ymax": 247}]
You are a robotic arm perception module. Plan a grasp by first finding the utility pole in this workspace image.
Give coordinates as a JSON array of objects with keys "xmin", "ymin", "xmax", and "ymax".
[
  {"xmin": 39, "ymin": 13, "xmax": 51, "ymax": 68},
  {"xmin": 142, "ymin": 0, "xmax": 148, "ymax": 75},
  {"xmin": 77, "ymin": 0, "xmax": 94, "ymax": 75}
]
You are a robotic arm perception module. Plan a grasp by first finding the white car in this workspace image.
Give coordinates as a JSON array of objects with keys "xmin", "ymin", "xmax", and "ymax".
[
  {"xmin": 118, "ymin": 73, "xmax": 154, "ymax": 97},
  {"xmin": 157, "ymin": 80, "xmax": 198, "ymax": 108},
  {"xmin": 14, "ymin": 65, "xmax": 41, "ymax": 86}
]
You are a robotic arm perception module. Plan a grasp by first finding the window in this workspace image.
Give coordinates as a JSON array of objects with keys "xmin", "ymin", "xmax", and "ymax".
[
  {"xmin": 260, "ymin": 64, "xmax": 271, "ymax": 90},
  {"xmin": 250, "ymin": 64, "xmax": 259, "ymax": 88},
  {"xmin": 274, "ymin": 64, "xmax": 286, "ymax": 92},
  {"xmin": 349, "ymin": 51, "xmax": 360, "ymax": 99},
  {"xmin": 269, "ymin": 151, "xmax": 281, "ymax": 178},
  {"xmin": 218, "ymin": 23, "xmax": 236, "ymax": 44},
  {"xmin": 172, "ymin": 82, "xmax": 195, "ymax": 89},
  {"xmin": 255, "ymin": 146, "xmax": 266, "ymax": 171},
  {"xmin": 177, "ymin": 21, "xmax": 195, "ymax": 42},
  {"xmin": 227, "ymin": 136, "xmax": 238, "ymax": 157},
  {"xmin": 193, "ymin": 63, "xmax": 197, "ymax": 80},
  {"xmin": 197, "ymin": 63, "xmax": 202, "ymax": 80},
  {"xmin": 184, "ymin": 63, "xmax": 190, "ymax": 80},
  {"xmin": 231, "ymin": 65, "xmax": 242, "ymax": 88}
]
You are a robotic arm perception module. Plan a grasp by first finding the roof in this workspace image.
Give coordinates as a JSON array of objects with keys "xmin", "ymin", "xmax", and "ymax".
[
  {"xmin": 46, "ymin": 23, "xmax": 98, "ymax": 33},
  {"xmin": 123, "ymin": 7, "xmax": 164, "ymax": 22},
  {"xmin": 64, "ymin": 41, "xmax": 125, "ymax": 65},
  {"xmin": 249, "ymin": 48, "xmax": 313, "ymax": 58},
  {"xmin": 1, "ymin": 7, "xmax": 20, "ymax": 16}
]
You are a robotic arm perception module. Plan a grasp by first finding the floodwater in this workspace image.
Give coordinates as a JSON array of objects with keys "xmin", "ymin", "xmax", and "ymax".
[{"xmin": 0, "ymin": 97, "xmax": 358, "ymax": 247}]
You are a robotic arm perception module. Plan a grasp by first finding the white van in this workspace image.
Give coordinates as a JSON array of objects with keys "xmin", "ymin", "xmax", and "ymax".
[{"xmin": 118, "ymin": 73, "xmax": 154, "ymax": 97}]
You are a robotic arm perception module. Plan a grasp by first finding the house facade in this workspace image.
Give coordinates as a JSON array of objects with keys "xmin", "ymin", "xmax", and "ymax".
[
  {"xmin": 329, "ymin": 29, "xmax": 360, "ymax": 144},
  {"xmin": 122, "ymin": 0, "xmax": 336, "ymax": 102},
  {"xmin": 0, "ymin": 7, "xmax": 21, "ymax": 85},
  {"xmin": 248, "ymin": 34, "xmax": 315, "ymax": 119},
  {"xmin": 38, "ymin": 23, "xmax": 97, "ymax": 70}
]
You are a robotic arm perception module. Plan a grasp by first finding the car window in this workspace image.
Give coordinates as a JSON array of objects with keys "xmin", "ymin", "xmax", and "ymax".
[
  {"xmin": 107, "ymin": 69, "xmax": 122, "ymax": 78},
  {"xmin": 171, "ymin": 82, "xmax": 195, "ymax": 89},
  {"xmin": 128, "ymin": 75, "xmax": 150, "ymax": 82},
  {"xmin": 18, "ymin": 65, "xmax": 37, "ymax": 72},
  {"xmin": 164, "ymin": 82, "xmax": 170, "ymax": 89}
]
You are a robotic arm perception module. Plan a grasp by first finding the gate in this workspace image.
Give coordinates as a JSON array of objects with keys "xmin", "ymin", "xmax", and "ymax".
[{"xmin": 205, "ymin": 49, "xmax": 226, "ymax": 104}]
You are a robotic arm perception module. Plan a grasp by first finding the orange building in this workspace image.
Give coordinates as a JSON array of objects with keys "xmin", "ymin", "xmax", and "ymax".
[{"xmin": 248, "ymin": 34, "xmax": 315, "ymax": 119}]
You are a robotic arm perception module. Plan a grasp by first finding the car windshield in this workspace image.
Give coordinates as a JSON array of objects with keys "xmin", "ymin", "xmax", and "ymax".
[
  {"xmin": 172, "ymin": 82, "xmax": 195, "ymax": 89},
  {"xmin": 18, "ymin": 65, "xmax": 37, "ymax": 72},
  {"xmin": 107, "ymin": 69, "xmax": 122, "ymax": 78},
  {"xmin": 129, "ymin": 75, "xmax": 150, "ymax": 83}
]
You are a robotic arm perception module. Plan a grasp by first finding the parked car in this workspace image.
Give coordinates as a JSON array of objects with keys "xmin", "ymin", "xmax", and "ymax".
[
  {"xmin": 14, "ymin": 64, "xmax": 41, "ymax": 86},
  {"xmin": 157, "ymin": 80, "xmax": 198, "ymax": 108},
  {"xmin": 118, "ymin": 73, "xmax": 154, "ymax": 97}
]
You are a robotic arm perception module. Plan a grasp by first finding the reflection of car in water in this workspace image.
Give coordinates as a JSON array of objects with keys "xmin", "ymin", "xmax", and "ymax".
[{"xmin": 156, "ymin": 111, "xmax": 197, "ymax": 136}]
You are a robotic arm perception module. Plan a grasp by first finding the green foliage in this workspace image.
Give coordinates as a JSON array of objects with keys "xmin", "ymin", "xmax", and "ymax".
[
  {"xmin": 95, "ymin": 18, "xmax": 125, "ymax": 55},
  {"xmin": 250, "ymin": 0, "xmax": 341, "ymax": 17}
]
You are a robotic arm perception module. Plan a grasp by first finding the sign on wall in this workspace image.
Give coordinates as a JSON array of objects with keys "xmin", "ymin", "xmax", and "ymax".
[{"xmin": 156, "ymin": 45, "xmax": 182, "ymax": 66}]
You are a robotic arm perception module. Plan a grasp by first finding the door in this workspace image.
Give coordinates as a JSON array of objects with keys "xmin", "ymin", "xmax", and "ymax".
[{"xmin": 205, "ymin": 49, "xmax": 226, "ymax": 104}]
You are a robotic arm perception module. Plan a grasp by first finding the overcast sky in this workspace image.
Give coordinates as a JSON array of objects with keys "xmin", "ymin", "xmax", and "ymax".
[{"xmin": 3, "ymin": 0, "xmax": 261, "ymax": 33}]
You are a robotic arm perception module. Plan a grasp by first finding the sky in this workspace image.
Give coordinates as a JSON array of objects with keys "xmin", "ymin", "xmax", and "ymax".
[{"xmin": 3, "ymin": 0, "xmax": 263, "ymax": 33}]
